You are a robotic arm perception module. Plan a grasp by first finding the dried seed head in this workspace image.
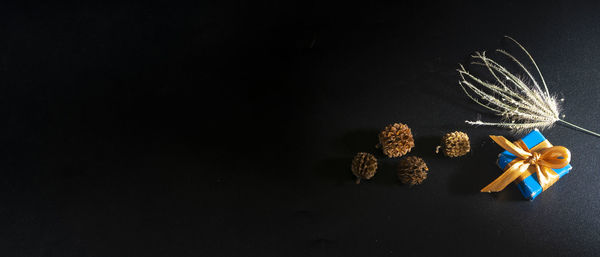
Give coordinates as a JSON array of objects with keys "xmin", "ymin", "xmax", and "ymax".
[
  {"xmin": 378, "ymin": 123, "xmax": 414, "ymax": 158},
  {"xmin": 351, "ymin": 152, "xmax": 378, "ymax": 184},
  {"xmin": 458, "ymin": 36, "xmax": 562, "ymax": 133},
  {"xmin": 397, "ymin": 156, "xmax": 428, "ymax": 186},
  {"xmin": 441, "ymin": 131, "xmax": 471, "ymax": 157}
]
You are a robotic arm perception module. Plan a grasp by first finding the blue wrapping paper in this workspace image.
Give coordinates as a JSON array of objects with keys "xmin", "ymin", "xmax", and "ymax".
[{"xmin": 496, "ymin": 129, "xmax": 572, "ymax": 200}]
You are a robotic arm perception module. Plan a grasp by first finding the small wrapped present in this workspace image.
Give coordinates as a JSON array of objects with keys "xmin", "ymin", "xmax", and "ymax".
[{"xmin": 482, "ymin": 129, "xmax": 572, "ymax": 200}]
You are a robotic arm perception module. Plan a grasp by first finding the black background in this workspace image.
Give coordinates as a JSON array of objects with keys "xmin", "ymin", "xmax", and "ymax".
[{"xmin": 4, "ymin": 1, "xmax": 600, "ymax": 256}]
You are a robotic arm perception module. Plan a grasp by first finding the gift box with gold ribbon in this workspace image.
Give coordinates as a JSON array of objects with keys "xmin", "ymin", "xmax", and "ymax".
[{"xmin": 482, "ymin": 129, "xmax": 572, "ymax": 200}]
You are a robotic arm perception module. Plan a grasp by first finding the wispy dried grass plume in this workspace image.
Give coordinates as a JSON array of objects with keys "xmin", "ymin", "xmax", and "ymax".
[{"xmin": 458, "ymin": 36, "xmax": 600, "ymax": 137}]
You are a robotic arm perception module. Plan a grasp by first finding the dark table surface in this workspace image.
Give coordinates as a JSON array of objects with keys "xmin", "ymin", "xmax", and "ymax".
[{"xmin": 4, "ymin": 1, "xmax": 600, "ymax": 256}]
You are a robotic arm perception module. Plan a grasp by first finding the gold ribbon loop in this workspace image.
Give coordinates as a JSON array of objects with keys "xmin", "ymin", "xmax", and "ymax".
[{"xmin": 481, "ymin": 135, "xmax": 570, "ymax": 193}]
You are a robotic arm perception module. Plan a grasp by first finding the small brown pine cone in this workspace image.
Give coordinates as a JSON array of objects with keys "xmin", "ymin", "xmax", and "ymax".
[
  {"xmin": 397, "ymin": 156, "xmax": 428, "ymax": 186},
  {"xmin": 378, "ymin": 123, "xmax": 415, "ymax": 158},
  {"xmin": 351, "ymin": 152, "xmax": 378, "ymax": 184},
  {"xmin": 440, "ymin": 131, "xmax": 471, "ymax": 157}
]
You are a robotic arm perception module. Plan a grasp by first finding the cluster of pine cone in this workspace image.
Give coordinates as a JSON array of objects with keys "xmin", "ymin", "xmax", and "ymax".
[
  {"xmin": 439, "ymin": 131, "xmax": 471, "ymax": 157},
  {"xmin": 351, "ymin": 123, "xmax": 471, "ymax": 186},
  {"xmin": 378, "ymin": 123, "xmax": 415, "ymax": 158}
]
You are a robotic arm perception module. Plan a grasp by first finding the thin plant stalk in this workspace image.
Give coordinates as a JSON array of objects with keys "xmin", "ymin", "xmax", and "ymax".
[{"xmin": 557, "ymin": 119, "xmax": 600, "ymax": 138}]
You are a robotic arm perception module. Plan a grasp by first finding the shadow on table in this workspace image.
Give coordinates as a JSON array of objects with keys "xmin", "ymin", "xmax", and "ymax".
[
  {"xmin": 332, "ymin": 128, "xmax": 380, "ymax": 156},
  {"xmin": 447, "ymin": 135, "xmax": 524, "ymax": 201},
  {"xmin": 412, "ymin": 136, "xmax": 440, "ymax": 159},
  {"xmin": 313, "ymin": 157, "xmax": 354, "ymax": 185}
]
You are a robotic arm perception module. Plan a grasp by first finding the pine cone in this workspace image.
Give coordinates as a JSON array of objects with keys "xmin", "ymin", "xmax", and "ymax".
[
  {"xmin": 397, "ymin": 156, "xmax": 428, "ymax": 186},
  {"xmin": 440, "ymin": 131, "xmax": 471, "ymax": 157},
  {"xmin": 378, "ymin": 123, "xmax": 415, "ymax": 158},
  {"xmin": 351, "ymin": 152, "xmax": 378, "ymax": 184}
]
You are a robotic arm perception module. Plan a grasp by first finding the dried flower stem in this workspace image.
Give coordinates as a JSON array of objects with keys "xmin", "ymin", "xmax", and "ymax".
[
  {"xmin": 557, "ymin": 119, "xmax": 600, "ymax": 138},
  {"xmin": 458, "ymin": 36, "xmax": 600, "ymax": 137}
]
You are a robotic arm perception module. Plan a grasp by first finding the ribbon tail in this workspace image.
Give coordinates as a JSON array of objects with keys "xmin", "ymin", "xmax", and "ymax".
[
  {"xmin": 481, "ymin": 161, "xmax": 530, "ymax": 192},
  {"xmin": 537, "ymin": 165, "xmax": 560, "ymax": 191}
]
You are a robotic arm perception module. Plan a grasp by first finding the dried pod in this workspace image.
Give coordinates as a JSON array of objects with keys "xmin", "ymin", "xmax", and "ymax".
[
  {"xmin": 351, "ymin": 152, "xmax": 378, "ymax": 184},
  {"xmin": 397, "ymin": 156, "xmax": 428, "ymax": 186},
  {"xmin": 439, "ymin": 131, "xmax": 471, "ymax": 157},
  {"xmin": 378, "ymin": 123, "xmax": 414, "ymax": 158}
]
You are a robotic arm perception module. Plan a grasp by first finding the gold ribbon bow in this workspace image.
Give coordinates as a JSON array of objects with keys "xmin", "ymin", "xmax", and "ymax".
[{"xmin": 481, "ymin": 135, "xmax": 571, "ymax": 193}]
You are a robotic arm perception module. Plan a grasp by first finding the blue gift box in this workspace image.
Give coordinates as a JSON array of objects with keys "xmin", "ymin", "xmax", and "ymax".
[{"xmin": 496, "ymin": 129, "xmax": 572, "ymax": 200}]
